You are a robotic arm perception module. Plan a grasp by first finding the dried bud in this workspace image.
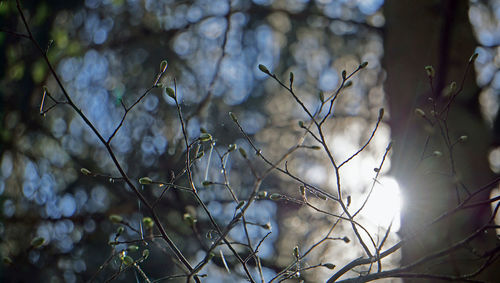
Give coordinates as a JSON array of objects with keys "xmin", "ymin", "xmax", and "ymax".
[
  {"xmin": 139, "ymin": 177, "xmax": 153, "ymax": 185},
  {"xmin": 346, "ymin": 195, "xmax": 351, "ymax": 207}
]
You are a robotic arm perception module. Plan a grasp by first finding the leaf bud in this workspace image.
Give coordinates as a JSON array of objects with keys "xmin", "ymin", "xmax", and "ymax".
[
  {"xmin": 142, "ymin": 249, "xmax": 149, "ymax": 259},
  {"xmin": 166, "ymin": 87, "xmax": 175, "ymax": 99},
  {"xmin": 159, "ymin": 60, "xmax": 168, "ymax": 72},
  {"xmin": 425, "ymin": 65, "xmax": 435, "ymax": 78},
  {"xmin": 121, "ymin": 255, "xmax": 134, "ymax": 265},
  {"xmin": 323, "ymin": 263, "xmax": 336, "ymax": 269},
  {"xmin": 31, "ymin": 237, "xmax": 45, "ymax": 248},
  {"xmin": 139, "ymin": 177, "xmax": 153, "ymax": 185},
  {"xmin": 415, "ymin": 108, "xmax": 426, "ymax": 117},
  {"xmin": 258, "ymin": 64, "xmax": 269, "ymax": 74},
  {"xmin": 199, "ymin": 133, "xmax": 212, "ymax": 142},
  {"xmin": 469, "ymin": 52, "xmax": 478, "ymax": 63},
  {"xmin": 80, "ymin": 168, "xmax": 91, "ymax": 176},
  {"xmin": 269, "ymin": 193, "xmax": 282, "ymax": 200},
  {"xmin": 142, "ymin": 217, "xmax": 154, "ymax": 229},
  {"xmin": 109, "ymin": 214, "xmax": 123, "ymax": 223},
  {"xmin": 359, "ymin": 61, "xmax": 368, "ymax": 68},
  {"xmin": 239, "ymin": 147, "xmax": 247, "ymax": 158}
]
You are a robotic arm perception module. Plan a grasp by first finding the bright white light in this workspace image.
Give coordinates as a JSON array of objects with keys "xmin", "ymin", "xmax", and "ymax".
[{"xmin": 361, "ymin": 177, "xmax": 402, "ymax": 230}]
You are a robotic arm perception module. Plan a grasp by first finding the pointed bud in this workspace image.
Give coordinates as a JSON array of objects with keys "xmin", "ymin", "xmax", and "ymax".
[
  {"xmin": 117, "ymin": 226, "xmax": 125, "ymax": 235},
  {"xmin": 202, "ymin": 181, "xmax": 213, "ymax": 186},
  {"xmin": 159, "ymin": 60, "xmax": 168, "ymax": 72},
  {"xmin": 344, "ymin": 80, "xmax": 353, "ymax": 88},
  {"xmin": 299, "ymin": 185, "xmax": 305, "ymax": 196},
  {"xmin": 80, "ymin": 168, "xmax": 91, "ymax": 176},
  {"xmin": 239, "ymin": 148, "xmax": 247, "ymax": 158},
  {"xmin": 359, "ymin": 61, "xmax": 368, "ymax": 68},
  {"xmin": 323, "ymin": 263, "xmax": 336, "ymax": 270},
  {"xmin": 166, "ymin": 87, "xmax": 176, "ymax": 99},
  {"xmin": 142, "ymin": 249, "xmax": 149, "ymax": 259},
  {"xmin": 236, "ymin": 201, "xmax": 245, "ymax": 210},
  {"xmin": 289, "ymin": 72, "xmax": 294, "ymax": 86},
  {"xmin": 258, "ymin": 64, "xmax": 269, "ymax": 74},
  {"xmin": 319, "ymin": 91, "xmax": 325, "ymax": 102},
  {"xmin": 139, "ymin": 177, "xmax": 153, "ymax": 185},
  {"xmin": 229, "ymin": 112, "xmax": 238, "ymax": 122},
  {"xmin": 31, "ymin": 237, "xmax": 45, "ymax": 248},
  {"xmin": 415, "ymin": 108, "xmax": 426, "ymax": 117},
  {"xmin": 109, "ymin": 214, "xmax": 123, "ymax": 223},
  {"xmin": 341, "ymin": 70, "xmax": 347, "ymax": 80},
  {"xmin": 347, "ymin": 195, "xmax": 351, "ymax": 207},
  {"xmin": 199, "ymin": 133, "xmax": 212, "ymax": 142},
  {"xmin": 378, "ymin": 108, "xmax": 384, "ymax": 119}
]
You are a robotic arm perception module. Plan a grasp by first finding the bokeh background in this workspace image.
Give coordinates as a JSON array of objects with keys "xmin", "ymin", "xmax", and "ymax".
[{"xmin": 1, "ymin": 0, "xmax": 499, "ymax": 282}]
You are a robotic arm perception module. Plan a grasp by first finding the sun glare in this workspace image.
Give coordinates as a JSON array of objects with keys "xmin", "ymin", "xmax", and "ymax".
[{"xmin": 361, "ymin": 177, "xmax": 402, "ymax": 230}]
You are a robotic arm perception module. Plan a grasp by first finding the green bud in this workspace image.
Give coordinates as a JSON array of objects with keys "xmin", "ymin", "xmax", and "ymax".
[
  {"xmin": 199, "ymin": 133, "xmax": 212, "ymax": 142},
  {"xmin": 117, "ymin": 226, "xmax": 125, "ymax": 235},
  {"xmin": 239, "ymin": 147, "xmax": 247, "ymax": 158},
  {"xmin": 31, "ymin": 237, "xmax": 45, "ymax": 248},
  {"xmin": 159, "ymin": 60, "xmax": 168, "ymax": 72},
  {"xmin": 142, "ymin": 217, "xmax": 154, "ymax": 229},
  {"xmin": 269, "ymin": 193, "xmax": 282, "ymax": 200},
  {"xmin": 139, "ymin": 177, "xmax": 153, "ymax": 185},
  {"xmin": 80, "ymin": 168, "xmax": 91, "ymax": 176},
  {"xmin": 196, "ymin": 151, "xmax": 205, "ymax": 159},
  {"xmin": 229, "ymin": 112, "xmax": 238, "ymax": 122},
  {"xmin": 122, "ymin": 255, "xmax": 134, "ymax": 265},
  {"xmin": 166, "ymin": 87, "xmax": 176, "ymax": 99},
  {"xmin": 127, "ymin": 245, "xmax": 139, "ymax": 252},
  {"xmin": 359, "ymin": 61, "xmax": 368, "ymax": 68},
  {"xmin": 258, "ymin": 64, "xmax": 269, "ymax": 74},
  {"xmin": 299, "ymin": 185, "xmax": 305, "ymax": 196},
  {"xmin": 109, "ymin": 214, "xmax": 123, "ymax": 223},
  {"xmin": 433, "ymin": 151, "xmax": 442, "ymax": 157},
  {"xmin": 202, "ymin": 181, "xmax": 213, "ymax": 186},
  {"xmin": 310, "ymin": 145, "xmax": 321, "ymax": 150},
  {"xmin": 415, "ymin": 108, "xmax": 426, "ymax": 117},
  {"xmin": 323, "ymin": 263, "xmax": 336, "ymax": 269},
  {"xmin": 425, "ymin": 65, "xmax": 435, "ymax": 78},
  {"xmin": 183, "ymin": 213, "xmax": 197, "ymax": 226},
  {"xmin": 236, "ymin": 200, "xmax": 245, "ymax": 210},
  {"xmin": 142, "ymin": 249, "xmax": 149, "ymax": 259}
]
